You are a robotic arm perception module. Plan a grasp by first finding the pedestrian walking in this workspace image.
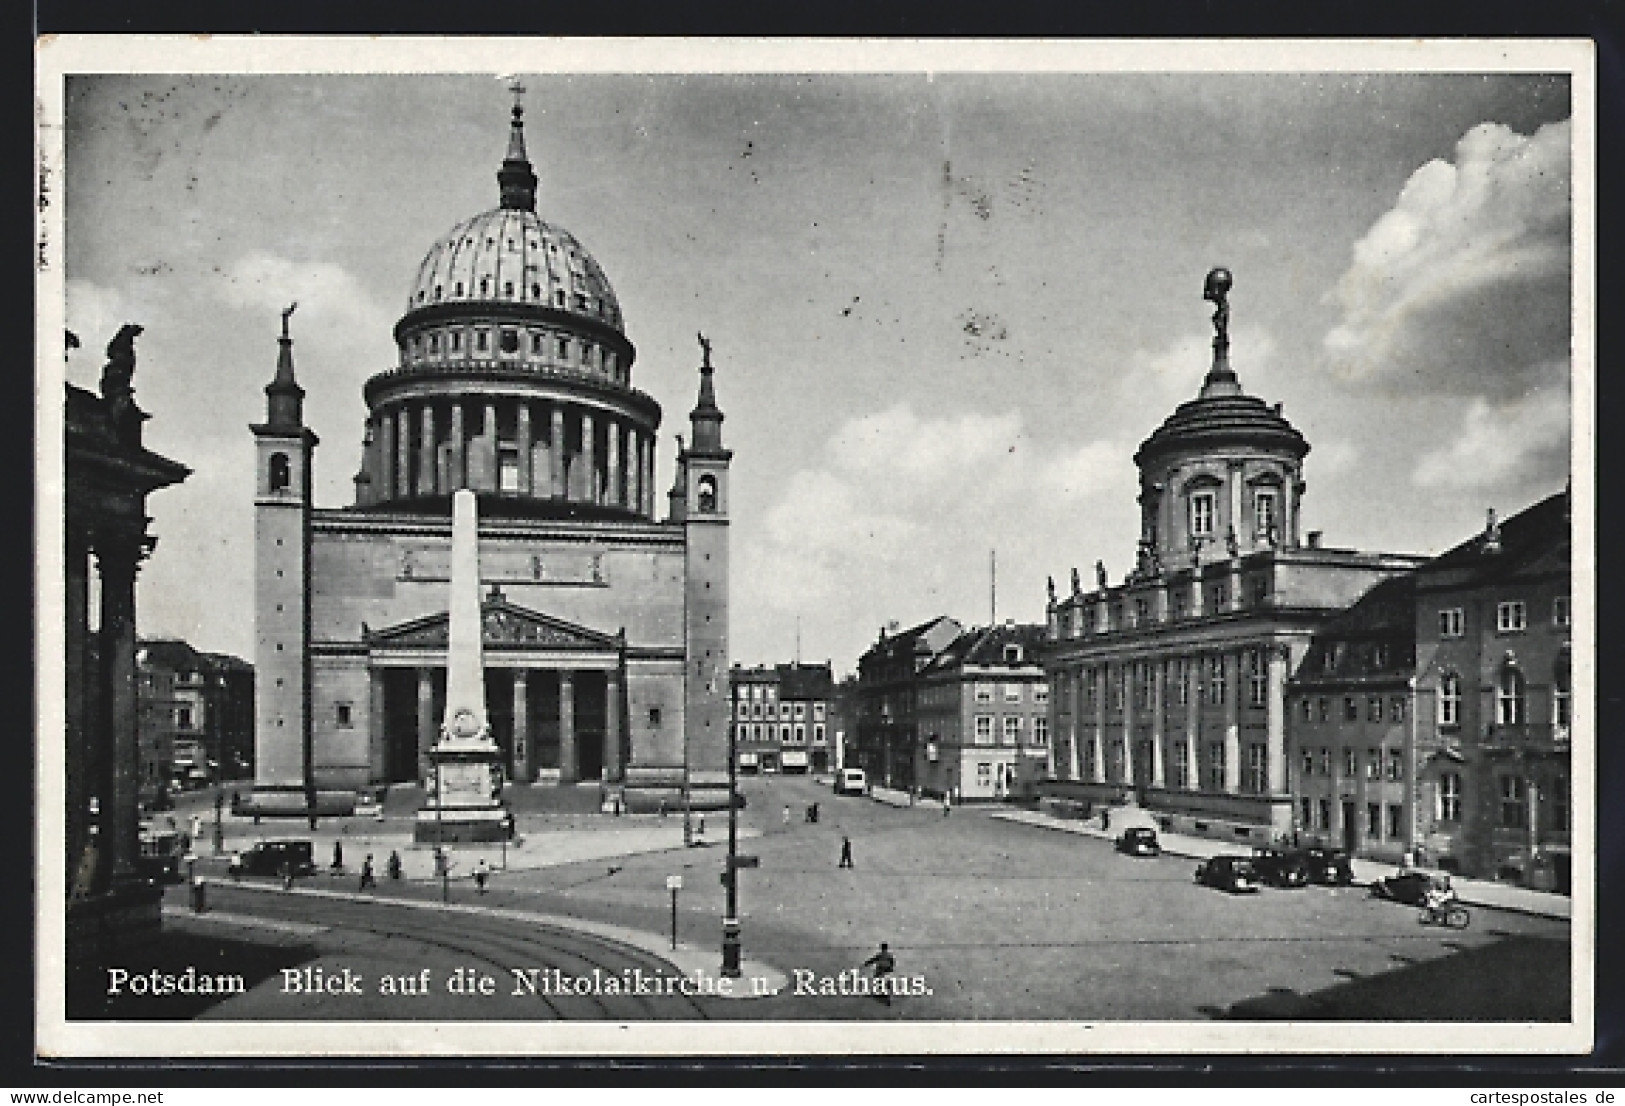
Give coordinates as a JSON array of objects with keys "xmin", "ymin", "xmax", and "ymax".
[
  {"xmin": 783, "ymin": 804, "xmax": 792, "ymax": 827},
  {"xmin": 474, "ymin": 858, "xmax": 490, "ymax": 894},
  {"xmin": 331, "ymin": 840, "xmax": 344, "ymax": 873},
  {"xmin": 386, "ymin": 850, "xmax": 402, "ymax": 881},
  {"xmin": 839, "ymin": 836, "xmax": 854, "ymax": 869},
  {"xmin": 942, "ymin": 792, "xmax": 952, "ymax": 817},
  {"xmin": 1100, "ymin": 807, "xmax": 1111, "ymax": 832},
  {"xmin": 359, "ymin": 854, "xmax": 376, "ymax": 891},
  {"xmin": 280, "ymin": 861, "xmax": 294, "ymax": 890},
  {"xmin": 861, "ymin": 942, "xmax": 897, "ymax": 1006}
]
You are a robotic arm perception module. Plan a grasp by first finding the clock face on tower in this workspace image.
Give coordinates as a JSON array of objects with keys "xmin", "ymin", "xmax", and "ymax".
[{"xmin": 450, "ymin": 708, "xmax": 481, "ymax": 738}]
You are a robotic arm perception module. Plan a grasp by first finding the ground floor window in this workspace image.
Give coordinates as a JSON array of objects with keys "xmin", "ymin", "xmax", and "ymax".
[
  {"xmin": 1318, "ymin": 797, "xmax": 1332, "ymax": 831},
  {"xmin": 1172, "ymin": 742, "xmax": 1189, "ymax": 788},
  {"xmin": 1246, "ymin": 743, "xmax": 1267, "ymax": 794},
  {"xmin": 1299, "ymin": 796, "xmax": 1312, "ymax": 827},
  {"xmin": 1366, "ymin": 802, "xmax": 1381, "ymax": 838},
  {"xmin": 1499, "ymin": 775, "xmax": 1527, "ymax": 828},
  {"xmin": 1386, "ymin": 803, "xmax": 1403, "ymax": 840}
]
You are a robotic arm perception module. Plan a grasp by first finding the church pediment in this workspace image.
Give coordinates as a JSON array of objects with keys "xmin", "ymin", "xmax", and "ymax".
[{"xmin": 366, "ymin": 594, "xmax": 621, "ymax": 652}]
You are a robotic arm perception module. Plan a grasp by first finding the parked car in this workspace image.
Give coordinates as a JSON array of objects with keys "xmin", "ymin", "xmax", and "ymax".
[
  {"xmin": 1194, "ymin": 855, "xmax": 1261, "ymax": 894},
  {"xmin": 229, "ymin": 839, "xmax": 317, "ymax": 879},
  {"xmin": 1250, "ymin": 846, "xmax": 1310, "ymax": 888},
  {"xmin": 1116, "ymin": 827, "xmax": 1162, "ymax": 857},
  {"xmin": 1371, "ymin": 869, "xmax": 1451, "ymax": 906},
  {"xmin": 1296, "ymin": 846, "xmax": 1355, "ymax": 886},
  {"xmin": 353, "ymin": 791, "xmax": 385, "ymax": 820},
  {"xmin": 834, "ymin": 768, "xmax": 868, "ymax": 796},
  {"xmin": 135, "ymin": 828, "xmax": 187, "ymax": 884}
]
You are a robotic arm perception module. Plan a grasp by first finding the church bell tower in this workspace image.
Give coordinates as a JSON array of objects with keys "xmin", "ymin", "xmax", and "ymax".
[
  {"xmin": 681, "ymin": 335, "xmax": 731, "ymax": 797},
  {"xmin": 250, "ymin": 306, "xmax": 319, "ymax": 811}
]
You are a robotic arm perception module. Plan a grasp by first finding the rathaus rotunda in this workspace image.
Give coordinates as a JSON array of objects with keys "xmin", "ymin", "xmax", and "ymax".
[{"xmin": 247, "ymin": 90, "xmax": 733, "ymax": 815}]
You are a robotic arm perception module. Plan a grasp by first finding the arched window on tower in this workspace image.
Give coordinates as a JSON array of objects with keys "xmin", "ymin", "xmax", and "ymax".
[
  {"xmin": 697, "ymin": 474, "xmax": 718, "ymax": 513},
  {"xmin": 269, "ymin": 452, "xmax": 291, "ymax": 492}
]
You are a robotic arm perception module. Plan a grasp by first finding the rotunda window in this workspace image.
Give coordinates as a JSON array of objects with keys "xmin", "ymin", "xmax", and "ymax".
[
  {"xmin": 504, "ymin": 281, "xmax": 515, "ymax": 298},
  {"xmin": 434, "ymin": 284, "xmax": 443, "ymax": 301},
  {"xmin": 417, "ymin": 290, "xmax": 425, "ymax": 303},
  {"xmin": 557, "ymin": 337, "xmax": 571, "ymax": 360},
  {"xmin": 455, "ymin": 282, "xmax": 464, "ymax": 297},
  {"xmin": 480, "ymin": 276, "xmax": 490, "ymax": 296},
  {"xmin": 429, "ymin": 334, "xmax": 440, "ymax": 354},
  {"xmin": 530, "ymin": 332, "xmax": 544, "ymax": 355},
  {"xmin": 576, "ymin": 294, "xmax": 589, "ymax": 311},
  {"xmin": 531, "ymin": 283, "xmax": 541, "ymax": 299},
  {"xmin": 476, "ymin": 330, "xmax": 489, "ymax": 352},
  {"xmin": 500, "ymin": 329, "xmax": 519, "ymax": 354}
]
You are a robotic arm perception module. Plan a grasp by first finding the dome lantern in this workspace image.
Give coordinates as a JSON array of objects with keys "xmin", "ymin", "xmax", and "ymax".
[{"xmin": 498, "ymin": 79, "xmax": 538, "ymax": 213}]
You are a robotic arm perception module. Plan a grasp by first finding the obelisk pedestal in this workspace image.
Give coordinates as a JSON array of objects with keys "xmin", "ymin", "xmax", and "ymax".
[{"xmin": 415, "ymin": 489, "xmax": 512, "ymax": 843}]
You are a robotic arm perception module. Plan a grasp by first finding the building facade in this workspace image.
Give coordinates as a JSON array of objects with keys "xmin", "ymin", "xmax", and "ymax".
[
  {"xmin": 64, "ymin": 327, "xmax": 190, "ymax": 983},
  {"xmin": 136, "ymin": 639, "xmax": 256, "ymax": 800},
  {"xmin": 729, "ymin": 662, "xmax": 836, "ymax": 774},
  {"xmin": 852, "ymin": 616, "xmax": 963, "ymax": 791},
  {"xmin": 1042, "ymin": 270, "xmax": 1423, "ymax": 845},
  {"xmin": 1411, "ymin": 493, "xmax": 1572, "ymax": 888},
  {"xmin": 248, "ymin": 92, "xmax": 731, "ymax": 814},
  {"xmin": 914, "ymin": 623, "xmax": 1049, "ymax": 802}
]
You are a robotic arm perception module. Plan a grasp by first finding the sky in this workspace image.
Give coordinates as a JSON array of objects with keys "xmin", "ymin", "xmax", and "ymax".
[{"xmin": 55, "ymin": 58, "xmax": 1579, "ymax": 675}]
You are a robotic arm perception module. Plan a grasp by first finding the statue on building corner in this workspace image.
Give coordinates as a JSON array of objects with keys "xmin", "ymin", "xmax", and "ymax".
[
  {"xmin": 1094, "ymin": 559, "xmax": 1108, "ymax": 591},
  {"xmin": 697, "ymin": 332, "xmax": 712, "ymax": 367},
  {"xmin": 1070, "ymin": 566, "xmax": 1081, "ymax": 597},
  {"xmin": 1046, "ymin": 575, "xmax": 1056, "ymax": 607},
  {"xmin": 100, "ymin": 323, "xmax": 146, "ymax": 445}
]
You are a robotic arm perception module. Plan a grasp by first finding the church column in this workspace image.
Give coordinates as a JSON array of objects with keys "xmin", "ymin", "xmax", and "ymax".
[
  {"xmin": 627, "ymin": 429, "xmax": 642, "ymax": 517},
  {"xmin": 642, "ymin": 436, "xmax": 655, "ymax": 516},
  {"xmin": 395, "ymin": 404, "xmax": 413, "ymax": 499},
  {"xmin": 1288, "ymin": 479, "xmax": 1303, "ymax": 547},
  {"xmin": 479, "ymin": 401, "xmax": 499, "ymax": 492},
  {"xmin": 1091, "ymin": 665, "xmax": 1106, "ymax": 784},
  {"xmin": 449, "ymin": 402, "xmax": 467, "ymax": 491},
  {"xmin": 418, "ymin": 403, "xmax": 437, "ymax": 497},
  {"xmin": 558, "ymin": 671, "xmax": 577, "ymax": 784},
  {"xmin": 512, "ymin": 669, "xmax": 531, "ymax": 783},
  {"xmin": 1150, "ymin": 658, "xmax": 1167, "ymax": 788},
  {"xmin": 580, "ymin": 411, "xmax": 596, "ymax": 503},
  {"xmin": 96, "ymin": 531, "xmax": 143, "ymax": 883},
  {"xmin": 378, "ymin": 409, "xmax": 395, "ymax": 502},
  {"xmin": 368, "ymin": 669, "xmax": 387, "ymax": 783},
  {"xmin": 416, "ymin": 667, "xmax": 435, "ymax": 782},
  {"xmin": 1266, "ymin": 644, "xmax": 1288, "ymax": 795},
  {"xmin": 1185, "ymin": 656, "xmax": 1201, "ymax": 790},
  {"xmin": 1228, "ymin": 460, "xmax": 1244, "ymax": 548},
  {"xmin": 1223, "ymin": 650, "xmax": 1241, "ymax": 793},
  {"xmin": 516, "ymin": 401, "xmax": 533, "ymax": 498},
  {"xmin": 607, "ymin": 420, "xmax": 623, "ymax": 508},
  {"xmin": 550, "ymin": 406, "xmax": 566, "ymax": 499},
  {"xmin": 604, "ymin": 668, "xmax": 623, "ymax": 782}
]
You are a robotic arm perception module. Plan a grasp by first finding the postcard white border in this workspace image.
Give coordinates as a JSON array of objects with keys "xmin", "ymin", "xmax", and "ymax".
[{"xmin": 34, "ymin": 34, "xmax": 1597, "ymax": 1059}]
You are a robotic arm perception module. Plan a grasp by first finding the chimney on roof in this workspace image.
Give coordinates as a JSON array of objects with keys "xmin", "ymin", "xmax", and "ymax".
[
  {"xmin": 1481, "ymin": 508, "xmax": 1502, "ymax": 555},
  {"xmin": 1307, "ymin": 530, "xmax": 1323, "ymax": 549}
]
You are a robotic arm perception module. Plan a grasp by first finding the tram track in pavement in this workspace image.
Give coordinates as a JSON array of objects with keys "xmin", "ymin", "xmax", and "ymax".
[{"xmin": 200, "ymin": 883, "xmax": 714, "ymax": 1020}]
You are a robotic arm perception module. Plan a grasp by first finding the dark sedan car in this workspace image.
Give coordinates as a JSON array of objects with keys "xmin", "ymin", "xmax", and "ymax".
[
  {"xmin": 1115, "ymin": 827, "xmax": 1162, "ymax": 857},
  {"xmin": 230, "ymin": 839, "xmax": 317, "ymax": 879},
  {"xmin": 1297, "ymin": 846, "xmax": 1355, "ymax": 886},
  {"xmin": 1195, "ymin": 855, "xmax": 1261, "ymax": 893},
  {"xmin": 1371, "ymin": 869, "xmax": 1450, "ymax": 905},
  {"xmin": 1250, "ymin": 846, "xmax": 1310, "ymax": 888}
]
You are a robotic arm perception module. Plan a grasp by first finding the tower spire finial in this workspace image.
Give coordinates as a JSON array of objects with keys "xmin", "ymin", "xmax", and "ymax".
[
  {"xmin": 1200, "ymin": 266, "xmax": 1241, "ymax": 397},
  {"xmin": 497, "ymin": 78, "xmax": 538, "ymax": 212}
]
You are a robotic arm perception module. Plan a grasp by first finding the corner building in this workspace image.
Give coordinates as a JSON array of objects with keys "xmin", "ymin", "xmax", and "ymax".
[
  {"xmin": 249, "ymin": 95, "xmax": 731, "ymax": 813},
  {"xmin": 1041, "ymin": 272, "xmax": 1422, "ymax": 844}
]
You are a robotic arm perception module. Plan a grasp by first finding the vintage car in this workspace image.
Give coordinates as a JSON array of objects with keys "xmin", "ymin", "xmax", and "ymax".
[
  {"xmin": 1296, "ymin": 846, "xmax": 1356, "ymax": 886},
  {"xmin": 1370, "ymin": 869, "xmax": 1452, "ymax": 906},
  {"xmin": 135, "ymin": 827, "xmax": 188, "ymax": 884},
  {"xmin": 229, "ymin": 839, "xmax": 317, "ymax": 879},
  {"xmin": 1194, "ymin": 855, "xmax": 1261, "ymax": 894},
  {"xmin": 1250, "ymin": 846, "xmax": 1310, "ymax": 888},
  {"xmin": 1115, "ymin": 827, "xmax": 1162, "ymax": 857}
]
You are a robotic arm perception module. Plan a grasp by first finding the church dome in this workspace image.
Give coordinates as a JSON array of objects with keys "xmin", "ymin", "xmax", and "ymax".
[
  {"xmin": 405, "ymin": 208, "xmax": 624, "ymax": 333},
  {"xmin": 1134, "ymin": 389, "xmax": 1308, "ymax": 469}
]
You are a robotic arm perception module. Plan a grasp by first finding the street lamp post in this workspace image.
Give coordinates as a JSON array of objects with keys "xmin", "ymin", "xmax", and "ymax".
[
  {"xmin": 436, "ymin": 761, "xmax": 448, "ymax": 903},
  {"xmin": 666, "ymin": 873, "xmax": 682, "ymax": 950},
  {"xmin": 721, "ymin": 719, "xmax": 742, "ymax": 978}
]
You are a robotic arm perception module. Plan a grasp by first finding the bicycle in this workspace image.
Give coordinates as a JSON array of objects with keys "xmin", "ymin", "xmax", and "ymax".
[{"xmin": 1418, "ymin": 900, "xmax": 1471, "ymax": 929}]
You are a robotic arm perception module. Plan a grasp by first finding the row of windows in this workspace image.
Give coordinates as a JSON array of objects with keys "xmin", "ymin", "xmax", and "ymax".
[
  {"xmin": 412, "ymin": 265, "xmax": 616, "ymax": 323},
  {"xmin": 730, "ymin": 700, "xmax": 826, "ymax": 721},
  {"xmin": 1187, "ymin": 487, "xmax": 1279, "ymax": 541},
  {"xmin": 1298, "ymin": 796, "xmax": 1407, "ymax": 840},
  {"xmin": 1298, "ymin": 695, "xmax": 1408, "ymax": 724},
  {"xmin": 1298, "ymin": 745, "xmax": 1405, "ymax": 781},
  {"xmin": 733, "ymin": 723, "xmax": 827, "ymax": 744},
  {"xmin": 970, "ymin": 715, "xmax": 1050, "ymax": 746},
  {"xmin": 1437, "ymin": 597, "xmax": 1569, "ymax": 638},
  {"xmin": 1437, "ymin": 666, "xmax": 1570, "ymax": 728},
  {"xmin": 1066, "ymin": 651, "xmax": 1274, "ymax": 712},
  {"xmin": 972, "ymin": 682, "xmax": 1049, "ymax": 705},
  {"xmin": 404, "ymin": 326, "xmax": 623, "ymax": 378}
]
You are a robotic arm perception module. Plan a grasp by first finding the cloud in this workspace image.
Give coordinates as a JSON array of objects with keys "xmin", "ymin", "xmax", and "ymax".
[
  {"xmin": 1324, "ymin": 118, "xmax": 1571, "ymax": 399},
  {"xmin": 1412, "ymin": 377, "xmax": 1571, "ymax": 490},
  {"xmin": 213, "ymin": 252, "xmax": 393, "ymax": 338},
  {"xmin": 738, "ymin": 404, "xmax": 1132, "ymax": 664}
]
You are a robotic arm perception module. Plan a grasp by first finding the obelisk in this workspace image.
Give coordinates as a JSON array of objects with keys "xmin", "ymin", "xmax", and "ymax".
[{"xmin": 415, "ymin": 489, "xmax": 511, "ymax": 842}]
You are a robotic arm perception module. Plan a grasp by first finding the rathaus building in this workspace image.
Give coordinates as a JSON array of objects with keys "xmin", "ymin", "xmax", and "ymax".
[
  {"xmin": 1041, "ymin": 270, "xmax": 1422, "ymax": 844},
  {"xmin": 247, "ymin": 93, "xmax": 732, "ymax": 815}
]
